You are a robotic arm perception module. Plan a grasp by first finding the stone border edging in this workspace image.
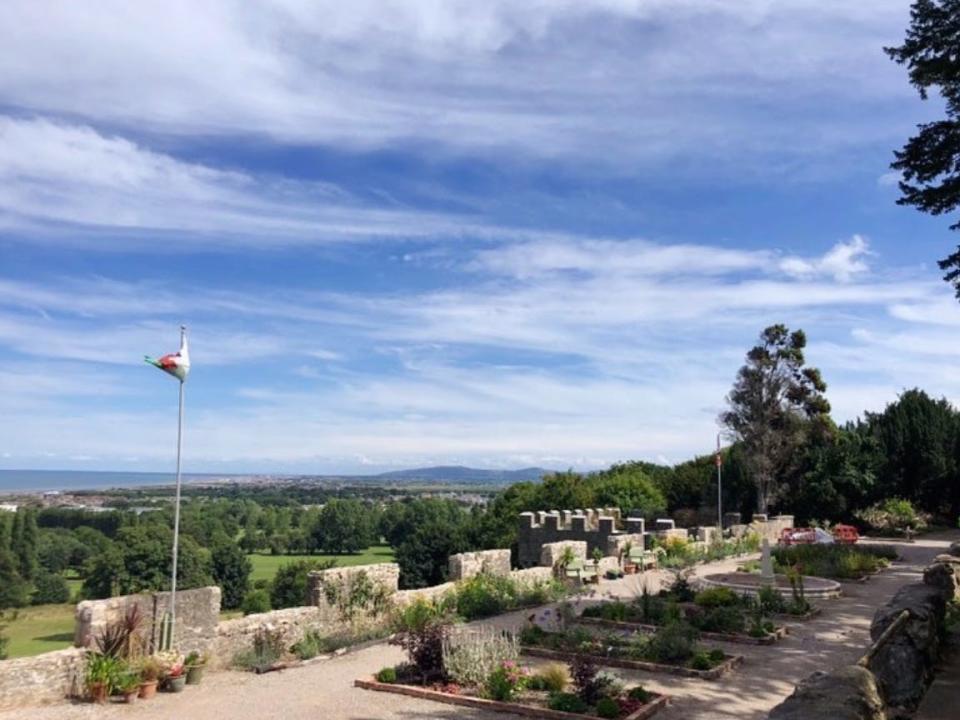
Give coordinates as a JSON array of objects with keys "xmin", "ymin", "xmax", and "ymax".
[
  {"xmin": 577, "ymin": 616, "xmax": 787, "ymax": 645},
  {"xmin": 354, "ymin": 677, "xmax": 670, "ymax": 720},
  {"xmin": 520, "ymin": 646, "xmax": 743, "ymax": 680},
  {"xmin": 698, "ymin": 574, "xmax": 842, "ymax": 599}
]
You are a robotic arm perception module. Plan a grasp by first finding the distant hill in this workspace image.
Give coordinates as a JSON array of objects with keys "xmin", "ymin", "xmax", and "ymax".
[{"xmin": 373, "ymin": 465, "xmax": 553, "ymax": 484}]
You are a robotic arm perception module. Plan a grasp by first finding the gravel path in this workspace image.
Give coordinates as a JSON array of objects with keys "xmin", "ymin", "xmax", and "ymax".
[{"xmin": 4, "ymin": 533, "xmax": 954, "ymax": 720}]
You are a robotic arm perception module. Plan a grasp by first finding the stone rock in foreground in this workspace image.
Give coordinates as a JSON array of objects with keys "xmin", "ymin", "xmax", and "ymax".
[
  {"xmin": 767, "ymin": 666, "xmax": 885, "ymax": 720},
  {"xmin": 923, "ymin": 559, "xmax": 960, "ymax": 602},
  {"xmin": 869, "ymin": 583, "xmax": 946, "ymax": 709}
]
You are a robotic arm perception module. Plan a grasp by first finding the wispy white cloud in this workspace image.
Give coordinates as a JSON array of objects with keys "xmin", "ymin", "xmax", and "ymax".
[
  {"xmin": 1, "ymin": 230, "xmax": 958, "ymax": 471},
  {"xmin": 0, "ymin": 1, "xmax": 918, "ymax": 172},
  {"xmin": 0, "ymin": 116, "xmax": 472, "ymax": 243},
  {"xmin": 780, "ymin": 235, "xmax": 872, "ymax": 282}
]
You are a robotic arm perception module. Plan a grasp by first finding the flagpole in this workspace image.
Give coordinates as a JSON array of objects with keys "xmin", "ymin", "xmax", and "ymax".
[
  {"xmin": 716, "ymin": 432, "xmax": 723, "ymax": 532},
  {"xmin": 169, "ymin": 326, "xmax": 186, "ymax": 646}
]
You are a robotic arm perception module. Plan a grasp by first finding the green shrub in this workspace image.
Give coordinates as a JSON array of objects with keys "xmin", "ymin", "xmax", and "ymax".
[
  {"xmin": 232, "ymin": 626, "xmax": 285, "ymax": 672},
  {"xmin": 757, "ymin": 585, "xmax": 786, "ymax": 614},
  {"xmin": 694, "ymin": 587, "xmax": 739, "ymax": 608},
  {"xmin": 708, "ymin": 648, "xmax": 725, "ymax": 663},
  {"xmin": 583, "ymin": 601, "xmax": 628, "ymax": 622},
  {"xmin": 596, "ymin": 696, "xmax": 620, "ymax": 718},
  {"xmin": 773, "ymin": 544, "xmax": 896, "ymax": 580},
  {"xmin": 628, "ymin": 685, "xmax": 651, "ymax": 703},
  {"xmin": 517, "ymin": 578, "xmax": 568, "ymax": 607},
  {"xmin": 535, "ymin": 662, "xmax": 570, "ymax": 693},
  {"xmin": 442, "ymin": 625, "xmax": 519, "ymax": 687},
  {"xmin": 526, "ymin": 675, "xmax": 547, "ymax": 691},
  {"xmin": 453, "ymin": 573, "xmax": 517, "ymax": 621},
  {"xmin": 292, "ymin": 629, "xmax": 324, "ymax": 660},
  {"xmin": 240, "ymin": 588, "xmax": 271, "ymax": 616},
  {"xmin": 390, "ymin": 597, "xmax": 454, "ymax": 680},
  {"xmin": 484, "ymin": 661, "xmax": 528, "ymax": 701},
  {"xmin": 520, "ymin": 624, "xmax": 547, "ymax": 645},
  {"xmin": 32, "ymin": 572, "xmax": 70, "ymax": 605},
  {"xmin": 857, "ymin": 499, "xmax": 927, "ymax": 534},
  {"xmin": 696, "ymin": 606, "xmax": 745, "ymax": 634},
  {"xmin": 690, "ymin": 651, "xmax": 712, "ymax": 670},
  {"xmin": 548, "ymin": 693, "xmax": 588, "ymax": 713},
  {"xmin": 645, "ymin": 621, "xmax": 698, "ymax": 664},
  {"xmin": 376, "ymin": 666, "xmax": 397, "ymax": 683}
]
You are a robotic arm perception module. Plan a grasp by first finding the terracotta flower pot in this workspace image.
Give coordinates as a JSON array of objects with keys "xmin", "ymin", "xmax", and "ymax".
[
  {"xmin": 623, "ymin": 564, "xmax": 638, "ymax": 575},
  {"xmin": 122, "ymin": 690, "xmax": 138, "ymax": 704},
  {"xmin": 88, "ymin": 682, "xmax": 109, "ymax": 704},
  {"xmin": 139, "ymin": 680, "xmax": 159, "ymax": 699}
]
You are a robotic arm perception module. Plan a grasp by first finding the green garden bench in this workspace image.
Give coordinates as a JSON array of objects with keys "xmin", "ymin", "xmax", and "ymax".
[
  {"xmin": 565, "ymin": 558, "xmax": 598, "ymax": 583},
  {"xmin": 628, "ymin": 546, "xmax": 658, "ymax": 571}
]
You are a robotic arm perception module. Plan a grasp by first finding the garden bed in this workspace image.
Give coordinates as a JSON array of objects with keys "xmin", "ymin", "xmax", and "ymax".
[
  {"xmin": 772, "ymin": 605, "xmax": 821, "ymax": 621},
  {"xmin": 520, "ymin": 646, "xmax": 742, "ymax": 680},
  {"xmin": 577, "ymin": 616, "xmax": 786, "ymax": 646},
  {"xmin": 355, "ymin": 677, "xmax": 670, "ymax": 720}
]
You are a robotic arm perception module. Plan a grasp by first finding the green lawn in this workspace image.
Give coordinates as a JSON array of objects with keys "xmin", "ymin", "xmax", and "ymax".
[
  {"xmin": 2, "ymin": 603, "xmax": 75, "ymax": 659},
  {"xmin": 247, "ymin": 544, "xmax": 395, "ymax": 583},
  {"xmin": 0, "ymin": 546, "xmax": 396, "ymax": 660}
]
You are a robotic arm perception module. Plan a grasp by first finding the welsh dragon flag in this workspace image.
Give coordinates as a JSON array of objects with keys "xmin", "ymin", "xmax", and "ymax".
[{"xmin": 145, "ymin": 328, "xmax": 190, "ymax": 382}]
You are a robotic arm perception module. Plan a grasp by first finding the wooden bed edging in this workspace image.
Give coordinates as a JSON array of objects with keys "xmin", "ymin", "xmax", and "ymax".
[
  {"xmin": 520, "ymin": 646, "xmax": 743, "ymax": 680},
  {"xmin": 354, "ymin": 678, "xmax": 670, "ymax": 720},
  {"xmin": 577, "ymin": 616, "xmax": 787, "ymax": 645}
]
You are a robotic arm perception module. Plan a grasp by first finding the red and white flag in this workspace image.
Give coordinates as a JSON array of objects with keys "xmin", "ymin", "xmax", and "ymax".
[{"xmin": 145, "ymin": 328, "xmax": 190, "ymax": 382}]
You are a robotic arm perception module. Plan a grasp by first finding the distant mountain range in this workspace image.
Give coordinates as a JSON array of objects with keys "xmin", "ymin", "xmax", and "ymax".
[{"xmin": 373, "ymin": 465, "xmax": 554, "ymax": 484}]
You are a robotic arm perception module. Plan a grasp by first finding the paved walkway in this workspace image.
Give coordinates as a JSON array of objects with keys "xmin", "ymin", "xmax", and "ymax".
[{"xmin": 2, "ymin": 533, "xmax": 955, "ymax": 720}]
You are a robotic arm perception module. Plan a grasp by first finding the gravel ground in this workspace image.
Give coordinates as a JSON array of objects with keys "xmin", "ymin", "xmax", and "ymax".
[{"xmin": 4, "ymin": 533, "xmax": 954, "ymax": 720}]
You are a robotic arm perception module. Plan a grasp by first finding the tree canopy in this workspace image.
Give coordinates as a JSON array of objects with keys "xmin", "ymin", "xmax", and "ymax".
[
  {"xmin": 887, "ymin": 0, "xmax": 960, "ymax": 296},
  {"xmin": 721, "ymin": 325, "xmax": 831, "ymax": 514}
]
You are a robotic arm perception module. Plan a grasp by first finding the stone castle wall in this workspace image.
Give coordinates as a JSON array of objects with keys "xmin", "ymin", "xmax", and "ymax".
[
  {"xmin": 74, "ymin": 586, "xmax": 221, "ymax": 656},
  {"xmin": 0, "ymin": 648, "xmax": 86, "ymax": 709},
  {"xmin": 448, "ymin": 549, "xmax": 511, "ymax": 580},
  {"xmin": 517, "ymin": 508, "xmax": 645, "ymax": 568}
]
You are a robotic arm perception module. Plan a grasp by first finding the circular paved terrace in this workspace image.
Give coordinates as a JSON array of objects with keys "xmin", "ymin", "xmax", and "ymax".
[{"xmin": 699, "ymin": 571, "xmax": 842, "ymax": 598}]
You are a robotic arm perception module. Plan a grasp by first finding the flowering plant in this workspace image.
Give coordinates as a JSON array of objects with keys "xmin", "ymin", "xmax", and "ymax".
[
  {"xmin": 484, "ymin": 660, "xmax": 529, "ymax": 702},
  {"xmin": 154, "ymin": 651, "xmax": 185, "ymax": 678}
]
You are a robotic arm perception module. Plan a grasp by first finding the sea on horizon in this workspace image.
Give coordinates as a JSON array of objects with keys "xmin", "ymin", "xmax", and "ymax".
[{"xmin": 0, "ymin": 469, "xmax": 235, "ymax": 494}]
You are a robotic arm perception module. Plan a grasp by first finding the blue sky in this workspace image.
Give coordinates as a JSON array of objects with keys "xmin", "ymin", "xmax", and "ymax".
[{"xmin": 2, "ymin": 1, "xmax": 959, "ymax": 475}]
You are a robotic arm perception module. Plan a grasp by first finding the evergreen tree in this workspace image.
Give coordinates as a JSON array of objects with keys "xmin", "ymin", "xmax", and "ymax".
[
  {"xmin": 721, "ymin": 325, "xmax": 830, "ymax": 514},
  {"xmin": 18, "ymin": 509, "xmax": 39, "ymax": 581},
  {"xmin": 887, "ymin": 1, "xmax": 960, "ymax": 297},
  {"xmin": 211, "ymin": 539, "xmax": 252, "ymax": 610}
]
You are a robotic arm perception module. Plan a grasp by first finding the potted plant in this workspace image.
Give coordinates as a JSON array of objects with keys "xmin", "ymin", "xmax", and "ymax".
[
  {"xmin": 116, "ymin": 669, "xmax": 141, "ymax": 703},
  {"xmin": 622, "ymin": 541, "xmax": 638, "ymax": 574},
  {"xmin": 165, "ymin": 662, "xmax": 187, "ymax": 693},
  {"xmin": 85, "ymin": 652, "xmax": 117, "ymax": 704},
  {"xmin": 185, "ymin": 650, "xmax": 207, "ymax": 685},
  {"xmin": 555, "ymin": 545, "xmax": 577, "ymax": 579},
  {"xmin": 138, "ymin": 656, "xmax": 162, "ymax": 699},
  {"xmin": 590, "ymin": 547, "xmax": 603, "ymax": 582}
]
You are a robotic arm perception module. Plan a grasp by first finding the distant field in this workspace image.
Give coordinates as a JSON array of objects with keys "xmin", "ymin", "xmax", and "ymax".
[
  {"xmin": 3, "ymin": 603, "xmax": 75, "ymax": 659},
  {"xmin": 247, "ymin": 544, "xmax": 395, "ymax": 582},
  {"xmin": 0, "ymin": 546, "xmax": 396, "ymax": 660}
]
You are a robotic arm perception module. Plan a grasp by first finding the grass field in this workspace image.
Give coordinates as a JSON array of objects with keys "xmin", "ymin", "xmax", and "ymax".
[
  {"xmin": 247, "ymin": 544, "xmax": 395, "ymax": 582},
  {"xmin": 0, "ymin": 545, "xmax": 395, "ymax": 660},
  {"xmin": 3, "ymin": 603, "xmax": 75, "ymax": 659}
]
